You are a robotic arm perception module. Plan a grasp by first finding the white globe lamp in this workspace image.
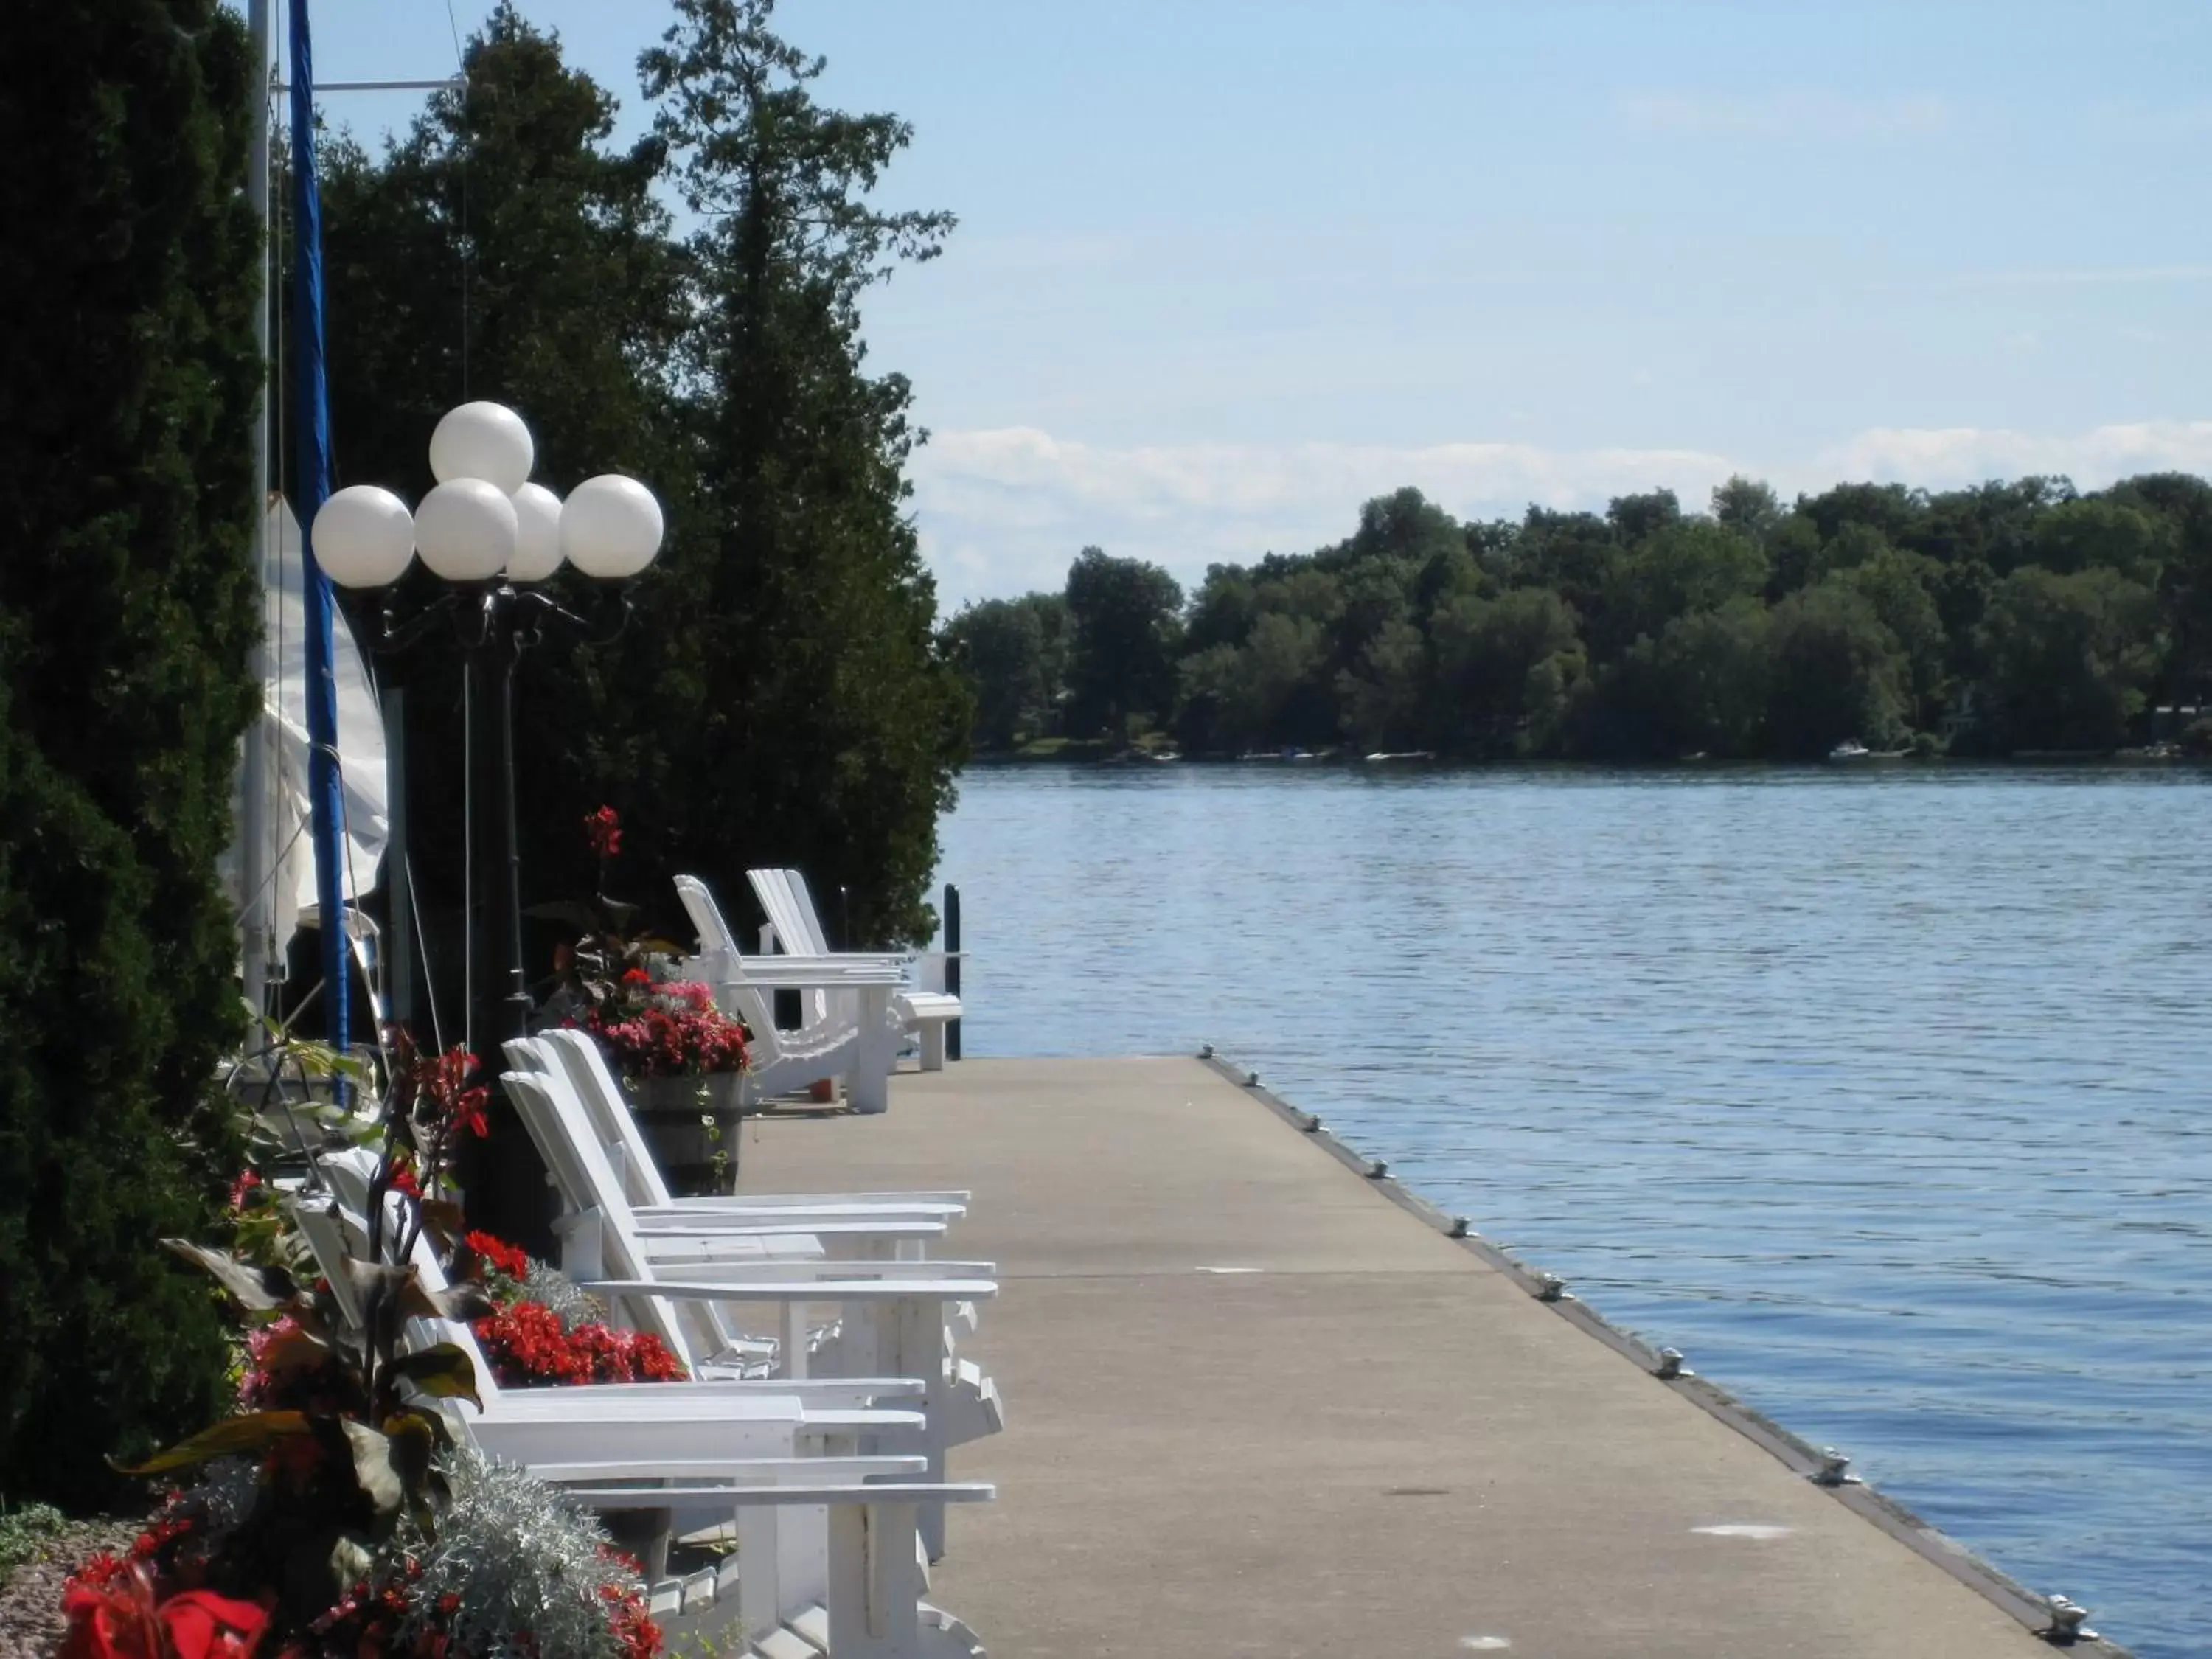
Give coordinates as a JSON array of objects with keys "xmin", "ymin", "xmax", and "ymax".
[
  {"xmin": 414, "ymin": 478, "xmax": 518, "ymax": 582},
  {"xmin": 505, "ymin": 482, "xmax": 566, "ymax": 582},
  {"xmin": 560, "ymin": 474, "xmax": 664, "ymax": 580},
  {"xmin": 428, "ymin": 400, "xmax": 535, "ymax": 495},
  {"xmin": 311, "ymin": 485, "xmax": 417, "ymax": 588}
]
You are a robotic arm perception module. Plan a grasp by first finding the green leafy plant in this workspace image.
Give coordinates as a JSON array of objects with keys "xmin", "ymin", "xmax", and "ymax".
[{"xmin": 0, "ymin": 1498, "xmax": 69, "ymax": 1576}]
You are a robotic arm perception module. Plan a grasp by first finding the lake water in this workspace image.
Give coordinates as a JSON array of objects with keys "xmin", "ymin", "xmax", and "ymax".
[{"xmin": 939, "ymin": 764, "xmax": 2212, "ymax": 1659}]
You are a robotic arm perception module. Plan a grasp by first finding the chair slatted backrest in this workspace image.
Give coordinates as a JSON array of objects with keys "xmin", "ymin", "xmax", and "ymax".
[
  {"xmin": 499, "ymin": 1060, "xmax": 726, "ymax": 1372},
  {"xmin": 743, "ymin": 870, "xmax": 842, "ymax": 1030},
  {"xmin": 747, "ymin": 869, "xmax": 818, "ymax": 955},
  {"xmin": 778, "ymin": 869, "xmax": 835, "ymax": 956},
  {"xmin": 674, "ymin": 874, "xmax": 811, "ymax": 1053},
  {"xmin": 535, "ymin": 1028, "xmax": 970, "ymax": 1221},
  {"xmin": 537, "ymin": 1027, "xmax": 676, "ymax": 1211}
]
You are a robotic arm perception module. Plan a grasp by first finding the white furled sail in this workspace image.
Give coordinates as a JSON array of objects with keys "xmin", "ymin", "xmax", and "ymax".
[{"xmin": 223, "ymin": 495, "xmax": 389, "ymax": 967}]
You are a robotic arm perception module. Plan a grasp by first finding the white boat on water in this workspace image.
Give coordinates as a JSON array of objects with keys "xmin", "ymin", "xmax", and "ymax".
[{"xmin": 1829, "ymin": 740, "xmax": 1913, "ymax": 762}]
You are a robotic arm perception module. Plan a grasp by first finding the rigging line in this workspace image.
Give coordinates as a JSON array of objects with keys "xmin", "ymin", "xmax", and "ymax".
[
  {"xmin": 405, "ymin": 857, "xmax": 445, "ymax": 1055},
  {"xmin": 230, "ymin": 816, "xmax": 312, "ymax": 928},
  {"xmin": 441, "ymin": 0, "xmax": 474, "ymax": 403},
  {"xmin": 463, "ymin": 663, "xmax": 474, "ymax": 1062},
  {"xmin": 335, "ymin": 758, "xmax": 396, "ymax": 1088},
  {"xmin": 458, "ymin": 81, "xmax": 472, "ymax": 401},
  {"xmin": 270, "ymin": 57, "xmax": 292, "ymax": 975}
]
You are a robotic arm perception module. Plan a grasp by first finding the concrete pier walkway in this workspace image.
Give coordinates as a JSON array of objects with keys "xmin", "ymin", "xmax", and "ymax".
[{"xmin": 742, "ymin": 1057, "xmax": 2065, "ymax": 1658}]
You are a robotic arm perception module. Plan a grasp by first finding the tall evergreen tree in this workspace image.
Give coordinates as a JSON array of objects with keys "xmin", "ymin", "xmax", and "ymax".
[
  {"xmin": 639, "ymin": 0, "xmax": 970, "ymax": 945},
  {"xmin": 317, "ymin": 7, "xmax": 695, "ymax": 999},
  {"xmin": 0, "ymin": 0, "xmax": 260, "ymax": 1503}
]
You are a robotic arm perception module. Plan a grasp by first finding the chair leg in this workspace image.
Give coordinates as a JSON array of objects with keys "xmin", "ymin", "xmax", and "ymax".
[
  {"xmin": 918, "ymin": 1022, "xmax": 946, "ymax": 1071},
  {"xmin": 827, "ymin": 1501, "xmax": 927, "ymax": 1658}
]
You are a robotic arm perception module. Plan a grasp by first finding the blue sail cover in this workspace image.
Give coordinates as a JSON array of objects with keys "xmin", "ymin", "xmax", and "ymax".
[{"xmin": 288, "ymin": 0, "xmax": 348, "ymax": 1066}]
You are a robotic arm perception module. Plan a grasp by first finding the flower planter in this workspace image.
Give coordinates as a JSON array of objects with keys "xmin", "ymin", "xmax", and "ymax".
[{"xmin": 619, "ymin": 1071, "xmax": 745, "ymax": 1195}]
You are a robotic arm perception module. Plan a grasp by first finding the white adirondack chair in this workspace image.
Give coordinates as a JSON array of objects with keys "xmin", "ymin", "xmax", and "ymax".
[
  {"xmin": 520, "ymin": 1030, "xmax": 984, "ymax": 1382},
  {"xmin": 532, "ymin": 1029, "xmax": 967, "ymax": 1243},
  {"xmin": 752, "ymin": 872, "xmax": 960, "ymax": 1079},
  {"xmin": 683, "ymin": 955, "xmax": 866, "ymax": 1107},
  {"xmin": 287, "ymin": 1190, "xmax": 992, "ymax": 1655},
  {"xmin": 498, "ymin": 1061, "xmax": 1004, "ymax": 1563},
  {"xmin": 748, "ymin": 869, "xmax": 961, "ymax": 1072},
  {"xmin": 678, "ymin": 874, "xmax": 950, "ymax": 1088},
  {"xmin": 512, "ymin": 1035, "xmax": 988, "ymax": 1358},
  {"xmin": 720, "ymin": 870, "xmax": 961, "ymax": 1075}
]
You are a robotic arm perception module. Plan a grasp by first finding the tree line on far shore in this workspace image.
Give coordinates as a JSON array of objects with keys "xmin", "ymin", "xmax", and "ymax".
[{"xmin": 945, "ymin": 473, "xmax": 2212, "ymax": 760}]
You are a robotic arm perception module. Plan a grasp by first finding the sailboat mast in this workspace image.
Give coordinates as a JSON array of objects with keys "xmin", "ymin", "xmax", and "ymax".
[{"xmin": 287, "ymin": 0, "xmax": 350, "ymax": 1076}]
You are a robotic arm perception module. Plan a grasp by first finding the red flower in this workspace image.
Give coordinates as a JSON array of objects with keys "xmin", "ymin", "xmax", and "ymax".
[
  {"xmin": 60, "ymin": 1564, "xmax": 266, "ymax": 1659},
  {"xmin": 226, "ymin": 1169, "xmax": 262, "ymax": 1214},
  {"xmin": 585, "ymin": 807, "xmax": 623, "ymax": 861},
  {"xmin": 60, "ymin": 1560, "xmax": 163, "ymax": 1659},
  {"xmin": 392, "ymin": 1043, "xmax": 490, "ymax": 1147},
  {"xmin": 158, "ymin": 1592, "xmax": 269, "ymax": 1659},
  {"xmin": 388, "ymin": 1160, "xmax": 422, "ymax": 1198},
  {"xmin": 473, "ymin": 1302, "xmax": 687, "ymax": 1388},
  {"xmin": 465, "ymin": 1231, "xmax": 532, "ymax": 1279},
  {"xmin": 450, "ymin": 1085, "xmax": 490, "ymax": 1141}
]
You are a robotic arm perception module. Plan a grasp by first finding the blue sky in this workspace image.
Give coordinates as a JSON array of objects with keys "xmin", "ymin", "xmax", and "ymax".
[{"xmin": 287, "ymin": 0, "xmax": 2212, "ymax": 606}]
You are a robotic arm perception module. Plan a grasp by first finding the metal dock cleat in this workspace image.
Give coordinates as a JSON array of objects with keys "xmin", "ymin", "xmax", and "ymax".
[
  {"xmin": 2039, "ymin": 1593, "xmax": 2096, "ymax": 1645},
  {"xmin": 1809, "ymin": 1447, "xmax": 1860, "ymax": 1486}
]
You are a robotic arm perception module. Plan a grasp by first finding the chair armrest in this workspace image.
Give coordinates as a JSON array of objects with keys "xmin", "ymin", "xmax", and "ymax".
[
  {"xmin": 560, "ymin": 1481, "xmax": 995, "ymax": 1509},
  {"xmin": 532, "ymin": 1454, "xmax": 926, "ymax": 1483},
  {"xmin": 608, "ymin": 1258, "xmax": 995, "ymax": 1283},
  {"xmin": 578, "ymin": 1276, "xmax": 998, "ymax": 1304}
]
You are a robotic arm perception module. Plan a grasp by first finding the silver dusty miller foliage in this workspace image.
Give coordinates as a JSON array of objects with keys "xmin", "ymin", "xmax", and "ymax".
[
  {"xmin": 393, "ymin": 1447, "xmax": 641, "ymax": 1659},
  {"xmin": 521, "ymin": 1259, "xmax": 609, "ymax": 1332}
]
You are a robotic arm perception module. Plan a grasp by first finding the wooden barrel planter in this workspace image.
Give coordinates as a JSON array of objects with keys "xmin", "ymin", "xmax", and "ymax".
[{"xmin": 619, "ymin": 1071, "xmax": 745, "ymax": 1195}]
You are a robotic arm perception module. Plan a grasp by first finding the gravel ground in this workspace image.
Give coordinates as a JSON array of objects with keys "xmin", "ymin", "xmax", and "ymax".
[{"xmin": 0, "ymin": 1520, "xmax": 142, "ymax": 1659}]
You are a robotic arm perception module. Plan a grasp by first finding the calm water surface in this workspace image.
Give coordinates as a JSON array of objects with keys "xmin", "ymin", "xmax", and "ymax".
[{"xmin": 939, "ymin": 765, "xmax": 2212, "ymax": 1659}]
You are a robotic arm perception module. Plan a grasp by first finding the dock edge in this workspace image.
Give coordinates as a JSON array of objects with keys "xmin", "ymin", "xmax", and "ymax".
[{"xmin": 1196, "ymin": 1047, "xmax": 2132, "ymax": 1658}]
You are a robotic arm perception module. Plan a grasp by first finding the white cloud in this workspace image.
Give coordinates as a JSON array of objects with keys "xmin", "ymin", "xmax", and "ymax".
[
  {"xmin": 1615, "ymin": 88, "xmax": 1954, "ymax": 143},
  {"xmin": 914, "ymin": 420, "xmax": 2212, "ymax": 608},
  {"xmin": 1815, "ymin": 420, "xmax": 2212, "ymax": 487}
]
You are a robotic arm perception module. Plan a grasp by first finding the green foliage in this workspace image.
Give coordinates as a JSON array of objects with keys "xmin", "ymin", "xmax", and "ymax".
[
  {"xmin": 0, "ymin": 1501, "xmax": 69, "ymax": 1576},
  {"xmin": 1767, "ymin": 581, "xmax": 1910, "ymax": 758},
  {"xmin": 1586, "ymin": 600, "xmax": 1772, "ymax": 759},
  {"xmin": 1178, "ymin": 613, "xmax": 1329, "ymax": 752},
  {"xmin": 1979, "ymin": 566, "xmax": 2163, "ymax": 751},
  {"xmin": 0, "ymin": 0, "xmax": 260, "ymax": 1508},
  {"xmin": 1712, "ymin": 476, "xmax": 1784, "ymax": 547},
  {"xmin": 1599, "ymin": 520, "xmax": 1767, "ymax": 655},
  {"xmin": 1843, "ymin": 549, "xmax": 1948, "ymax": 726},
  {"xmin": 1337, "ymin": 619, "xmax": 1430, "ymax": 751},
  {"xmin": 633, "ymin": 0, "xmax": 970, "ymax": 947},
  {"xmin": 950, "ymin": 470, "xmax": 2212, "ymax": 762},
  {"xmin": 945, "ymin": 595, "xmax": 1067, "ymax": 750},
  {"xmin": 1431, "ymin": 588, "xmax": 1582, "ymax": 748},
  {"xmin": 1065, "ymin": 547, "xmax": 1184, "ymax": 740}
]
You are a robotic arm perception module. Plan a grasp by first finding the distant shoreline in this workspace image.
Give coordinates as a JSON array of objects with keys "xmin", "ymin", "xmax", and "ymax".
[{"xmin": 966, "ymin": 746, "xmax": 2209, "ymax": 771}]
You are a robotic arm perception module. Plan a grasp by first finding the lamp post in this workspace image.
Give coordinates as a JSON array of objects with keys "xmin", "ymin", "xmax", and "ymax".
[{"xmin": 313, "ymin": 402, "xmax": 664, "ymax": 1241}]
